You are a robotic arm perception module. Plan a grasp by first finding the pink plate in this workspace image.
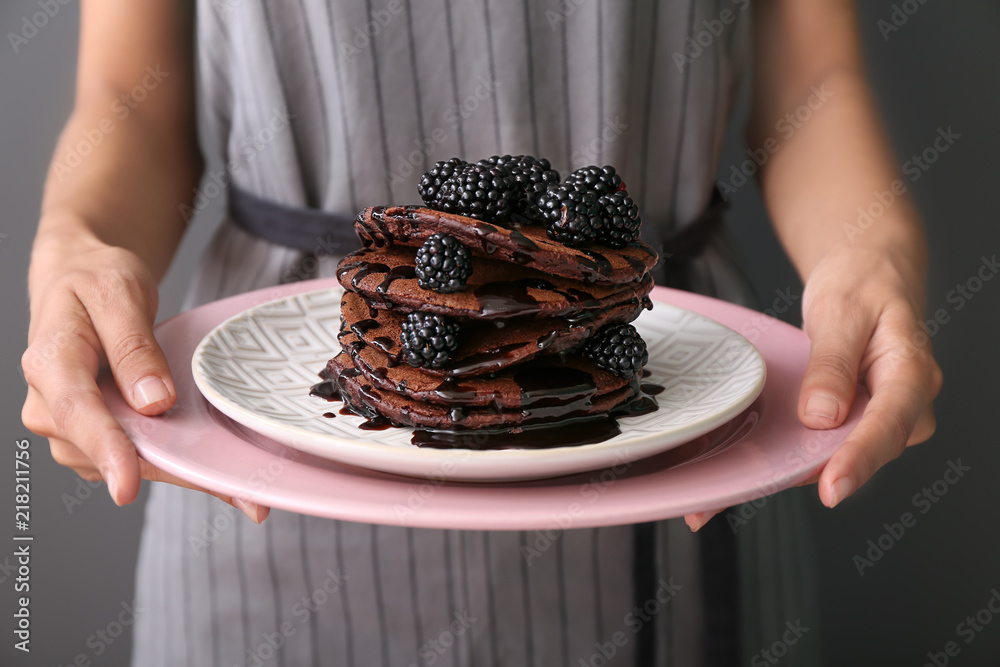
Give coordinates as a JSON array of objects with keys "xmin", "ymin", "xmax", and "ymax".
[{"xmin": 100, "ymin": 280, "xmax": 867, "ymax": 529}]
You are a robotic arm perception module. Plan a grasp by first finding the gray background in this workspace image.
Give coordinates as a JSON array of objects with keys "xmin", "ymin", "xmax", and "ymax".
[{"xmin": 1, "ymin": 2, "xmax": 997, "ymax": 665}]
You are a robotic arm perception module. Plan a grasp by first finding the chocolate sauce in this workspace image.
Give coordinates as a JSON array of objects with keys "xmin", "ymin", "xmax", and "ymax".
[
  {"xmin": 371, "ymin": 336, "xmax": 396, "ymax": 353},
  {"xmin": 472, "ymin": 278, "xmax": 555, "ymax": 318},
  {"xmin": 579, "ymin": 249, "xmax": 614, "ymax": 275},
  {"xmin": 536, "ymin": 330, "xmax": 559, "ymax": 349},
  {"xmin": 412, "ymin": 417, "xmax": 622, "ymax": 450},
  {"xmin": 512, "ymin": 251, "xmax": 532, "ymax": 265},
  {"xmin": 623, "ymin": 254, "xmax": 648, "ymax": 273},
  {"xmin": 513, "ymin": 366, "xmax": 596, "ymax": 401},
  {"xmin": 375, "ymin": 265, "xmax": 416, "ymax": 295},
  {"xmin": 473, "ymin": 222, "xmax": 499, "ymax": 254},
  {"xmin": 641, "ymin": 383, "xmax": 665, "ymax": 396},
  {"xmin": 608, "ymin": 395, "xmax": 659, "ymax": 418},
  {"xmin": 509, "ymin": 229, "xmax": 539, "ymax": 251},
  {"xmin": 370, "ymin": 367, "xmax": 389, "ymax": 381},
  {"xmin": 349, "ymin": 262, "xmax": 389, "ymax": 290},
  {"xmin": 351, "ymin": 318, "xmax": 380, "ymax": 335},
  {"xmin": 445, "ymin": 343, "xmax": 525, "ymax": 376},
  {"xmin": 433, "ymin": 377, "xmax": 482, "ymax": 403},
  {"xmin": 359, "ymin": 416, "xmax": 395, "ymax": 430},
  {"xmin": 360, "ymin": 384, "xmax": 381, "ymax": 402},
  {"xmin": 322, "ymin": 412, "xmax": 337, "ymax": 419},
  {"xmin": 309, "ymin": 379, "xmax": 341, "ymax": 401}
]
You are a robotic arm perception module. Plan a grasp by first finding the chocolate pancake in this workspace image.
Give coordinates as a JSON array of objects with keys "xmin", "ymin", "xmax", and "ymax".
[
  {"xmin": 337, "ymin": 246, "xmax": 654, "ymax": 319},
  {"xmin": 355, "ymin": 205, "xmax": 658, "ymax": 285},
  {"xmin": 339, "ymin": 291, "xmax": 649, "ymax": 377},
  {"xmin": 336, "ymin": 332, "xmax": 632, "ymax": 410},
  {"xmin": 324, "ymin": 349, "xmax": 640, "ymax": 430}
]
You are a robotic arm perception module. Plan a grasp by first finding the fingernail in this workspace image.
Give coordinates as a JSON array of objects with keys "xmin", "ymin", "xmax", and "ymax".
[
  {"xmin": 828, "ymin": 477, "xmax": 854, "ymax": 508},
  {"xmin": 234, "ymin": 497, "xmax": 261, "ymax": 524},
  {"xmin": 105, "ymin": 469, "xmax": 121, "ymax": 506},
  {"xmin": 133, "ymin": 376, "xmax": 170, "ymax": 409},
  {"xmin": 805, "ymin": 394, "xmax": 839, "ymax": 421}
]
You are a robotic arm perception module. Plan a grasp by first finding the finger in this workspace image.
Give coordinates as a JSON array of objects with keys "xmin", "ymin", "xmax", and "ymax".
[
  {"xmin": 138, "ymin": 459, "xmax": 270, "ymax": 524},
  {"xmin": 795, "ymin": 473, "xmax": 820, "ymax": 488},
  {"xmin": 22, "ymin": 322, "xmax": 141, "ymax": 506},
  {"xmin": 817, "ymin": 363, "xmax": 933, "ymax": 508},
  {"xmin": 76, "ymin": 269, "xmax": 175, "ymax": 415},
  {"xmin": 799, "ymin": 302, "xmax": 876, "ymax": 429},
  {"xmin": 25, "ymin": 394, "xmax": 268, "ymax": 523},
  {"xmin": 684, "ymin": 508, "xmax": 725, "ymax": 532}
]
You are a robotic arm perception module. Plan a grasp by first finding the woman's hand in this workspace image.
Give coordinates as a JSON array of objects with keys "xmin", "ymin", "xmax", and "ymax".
[
  {"xmin": 684, "ymin": 242, "xmax": 942, "ymax": 531},
  {"xmin": 21, "ymin": 226, "xmax": 269, "ymax": 523}
]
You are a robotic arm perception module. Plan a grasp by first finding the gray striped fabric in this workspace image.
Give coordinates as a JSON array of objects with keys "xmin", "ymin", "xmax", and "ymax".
[{"xmin": 130, "ymin": 1, "xmax": 821, "ymax": 666}]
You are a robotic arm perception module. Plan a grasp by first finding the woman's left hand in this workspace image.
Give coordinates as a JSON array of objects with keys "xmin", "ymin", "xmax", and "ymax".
[{"xmin": 684, "ymin": 242, "xmax": 943, "ymax": 531}]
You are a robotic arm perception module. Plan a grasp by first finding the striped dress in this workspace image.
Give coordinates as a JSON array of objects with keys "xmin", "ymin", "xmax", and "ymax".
[{"xmin": 131, "ymin": 1, "xmax": 822, "ymax": 665}]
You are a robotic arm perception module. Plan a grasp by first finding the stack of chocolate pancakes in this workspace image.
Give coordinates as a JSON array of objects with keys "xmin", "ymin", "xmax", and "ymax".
[{"xmin": 317, "ymin": 204, "xmax": 660, "ymax": 446}]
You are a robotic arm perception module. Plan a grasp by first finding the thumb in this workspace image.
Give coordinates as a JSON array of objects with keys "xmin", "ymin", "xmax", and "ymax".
[
  {"xmin": 798, "ymin": 306, "xmax": 874, "ymax": 429},
  {"xmin": 82, "ymin": 275, "xmax": 176, "ymax": 416}
]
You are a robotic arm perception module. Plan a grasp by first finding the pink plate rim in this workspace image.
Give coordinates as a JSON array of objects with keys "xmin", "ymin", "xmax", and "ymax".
[{"xmin": 99, "ymin": 279, "xmax": 866, "ymax": 530}]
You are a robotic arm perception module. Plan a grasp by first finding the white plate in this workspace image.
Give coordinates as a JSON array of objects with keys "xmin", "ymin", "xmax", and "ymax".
[{"xmin": 191, "ymin": 286, "xmax": 766, "ymax": 481}]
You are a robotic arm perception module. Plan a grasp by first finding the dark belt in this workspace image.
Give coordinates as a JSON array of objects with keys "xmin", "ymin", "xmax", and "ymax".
[{"xmin": 229, "ymin": 185, "xmax": 727, "ymax": 288}]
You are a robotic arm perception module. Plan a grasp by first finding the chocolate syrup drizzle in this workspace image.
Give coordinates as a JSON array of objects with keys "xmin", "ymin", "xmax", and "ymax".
[
  {"xmin": 323, "ymin": 207, "xmax": 663, "ymax": 447},
  {"xmin": 312, "ymin": 363, "xmax": 664, "ymax": 449},
  {"xmin": 354, "ymin": 206, "xmax": 658, "ymax": 284}
]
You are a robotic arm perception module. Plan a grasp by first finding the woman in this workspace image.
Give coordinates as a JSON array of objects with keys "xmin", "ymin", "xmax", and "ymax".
[{"xmin": 22, "ymin": 1, "xmax": 941, "ymax": 664}]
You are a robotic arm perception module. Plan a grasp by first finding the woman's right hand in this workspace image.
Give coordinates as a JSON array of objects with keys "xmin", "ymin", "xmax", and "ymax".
[{"xmin": 21, "ymin": 226, "xmax": 269, "ymax": 523}]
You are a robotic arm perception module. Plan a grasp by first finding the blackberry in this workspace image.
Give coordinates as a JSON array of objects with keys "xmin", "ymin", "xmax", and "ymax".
[
  {"xmin": 536, "ymin": 185, "xmax": 603, "ymax": 246},
  {"xmin": 418, "ymin": 158, "xmax": 466, "ymax": 205},
  {"xmin": 596, "ymin": 191, "xmax": 642, "ymax": 247},
  {"xmin": 435, "ymin": 162, "xmax": 518, "ymax": 221},
  {"xmin": 415, "ymin": 234, "xmax": 473, "ymax": 293},
  {"xmin": 563, "ymin": 165, "xmax": 625, "ymax": 197},
  {"xmin": 584, "ymin": 323, "xmax": 649, "ymax": 379},
  {"xmin": 400, "ymin": 312, "xmax": 460, "ymax": 369},
  {"xmin": 478, "ymin": 155, "xmax": 560, "ymax": 221}
]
